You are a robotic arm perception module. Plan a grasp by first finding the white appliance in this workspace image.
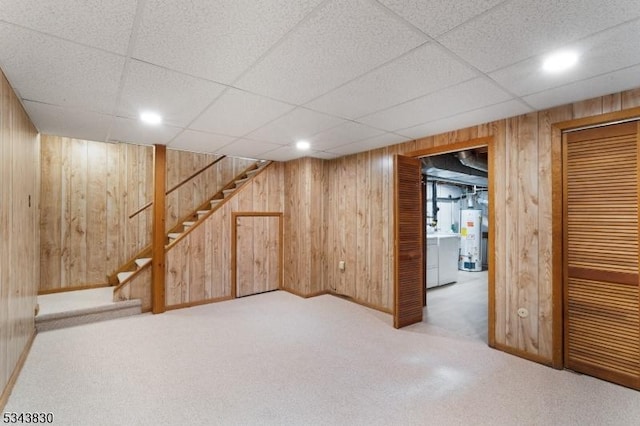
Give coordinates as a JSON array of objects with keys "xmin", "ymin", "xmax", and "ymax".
[
  {"xmin": 426, "ymin": 234, "xmax": 460, "ymax": 288},
  {"xmin": 459, "ymin": 209, "xmax": 482, "ymax": 271}
]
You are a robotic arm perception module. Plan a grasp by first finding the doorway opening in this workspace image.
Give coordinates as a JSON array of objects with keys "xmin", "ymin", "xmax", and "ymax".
[{"xmin": 421, "ymin": 147, "xmax": 489, "ymax": 343}]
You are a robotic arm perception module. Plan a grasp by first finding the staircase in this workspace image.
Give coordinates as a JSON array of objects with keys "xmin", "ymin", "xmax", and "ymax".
[{"xmin": 111, "ymin": 160, "xmax": 271, "ymax": 303}]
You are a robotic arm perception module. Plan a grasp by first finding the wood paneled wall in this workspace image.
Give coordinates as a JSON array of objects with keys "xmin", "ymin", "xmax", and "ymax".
[
  {"xmin": 40, "ymin": 137, "xmax": 153, "ymax": 291},
  {"xmin": 39, "ymin": 139, "xmax": 253, "ymax": 292},
  {"xmin": 324, "ymin": 150, "xmax": 394, "ymax": 312},
  {"xmin": 165, "ymin": 151, "xmax": 254, "ymax": 232},
  {"xmin": 165, "ymin": 162, "xmax": 285, "ymax": 308},
  {"xmin": 0, "ymin": 71, "xmax": 40, "ymax": 407},
  {"xmin": 283, "ymin": 158, "xmax": 326, "ymax": 296},
  {"xmin": 320, "ymin": 87, "xmax": 640, "ymax": 362}
]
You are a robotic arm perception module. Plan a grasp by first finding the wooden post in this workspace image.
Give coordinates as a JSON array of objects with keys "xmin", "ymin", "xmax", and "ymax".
[{"xmin": 151, "ymin": 144, "xmax": 166, "ymax": 314}]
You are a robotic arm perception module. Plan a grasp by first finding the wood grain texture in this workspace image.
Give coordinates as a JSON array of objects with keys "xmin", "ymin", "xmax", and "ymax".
[
  {"xmin": 0, "ymin": 70, "xmax": 40, "ymax": 408},
  {"xmin": 394, "ymin": 155, "xmax": 423, "ymax": 328},
  {"xmin": 39, "ymin": 141, "xmax": 253, "ymax": 292},
  {"xmin": 165, "ymin": 162, "xmax": 285, "ymax": 308},
  {"xmin": 283, "ymin": 158, "xmax": 326, "ymax": 296},
  {"xmin": 234, "ymin": 214, "xmax": 282, "ymax": 297},
  {"xmin": 319, "ymin": 87, "xmax": 640, "ymax": 363}
]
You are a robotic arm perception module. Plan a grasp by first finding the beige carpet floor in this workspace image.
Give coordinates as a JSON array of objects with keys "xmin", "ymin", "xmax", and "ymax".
[{"xmin": 6, "ymin": 291, "xmax": 640, "ymax": 425}]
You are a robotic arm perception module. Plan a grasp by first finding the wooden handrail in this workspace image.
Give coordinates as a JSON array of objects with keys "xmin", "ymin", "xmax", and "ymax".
[{"xmin": 129, "ymin": 155, "xmax": 227, "ymax": 218}]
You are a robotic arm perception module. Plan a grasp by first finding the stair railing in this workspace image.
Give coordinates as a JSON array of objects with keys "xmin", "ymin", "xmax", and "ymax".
[{"xmin": 128, "ymin": 155, "xmax": 227, "ymax": 219}]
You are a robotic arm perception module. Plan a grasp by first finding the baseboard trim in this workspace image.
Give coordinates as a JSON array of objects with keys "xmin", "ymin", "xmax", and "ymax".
[
  {"xmin": 328, "ymin": 292, "xmax": 393, "ymax": 315},
  {"xmin": 493, "ymin": 342, "xmax": 553, "ymax": 367},
  {"xmin": 0, "ymin": 328, "xmax": 36, "ymax": 411},
  {"xmin": 165, "ymin": 296, "xmax": 233, "ymax": 311},
  {"xmin": 38, "ymin": 283, "xmax": 110, "ymax": 295},
  {"xmin": 280, "ymin": 287, "xmax": 330, "ymax": 299}
]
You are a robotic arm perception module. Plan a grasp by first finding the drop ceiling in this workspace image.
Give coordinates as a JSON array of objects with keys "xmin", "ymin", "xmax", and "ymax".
[{"xmin": 1, "ymin": 0, "xmax": 639, "ymax": 161}]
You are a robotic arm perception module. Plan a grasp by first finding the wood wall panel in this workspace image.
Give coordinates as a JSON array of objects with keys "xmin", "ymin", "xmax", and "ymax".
[
  {"xmin": 39, "ymin": 141, "xmax": 253, "ymax": 292},
  {"xmin": 320, "ymin": 87, "xmax": 640, "ymax": 361},
  {"xmin": 165, "ymin": 163, "xmax": 285, "ymax": 308},
  {"xmin": 283, "ymin": 158, "xmax": 326, "ymax": 297},
  {"xmin": 0, "ymin": 71, "xmax": 40, "ymax": 408}
]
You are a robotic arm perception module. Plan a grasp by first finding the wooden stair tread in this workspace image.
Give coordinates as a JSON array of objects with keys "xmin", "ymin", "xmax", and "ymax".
[
  {"xmin": 168, "ymin": 233, "xmax": 181, "ymax": 239},
  {"xmin": 183, "ymin": 221, "xmax": 196, "ymax": 226}
]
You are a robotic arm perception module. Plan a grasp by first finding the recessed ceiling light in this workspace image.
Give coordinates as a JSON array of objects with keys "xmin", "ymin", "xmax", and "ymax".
[
  {"xmin": 140, "ymin": 111, "xmax": 163, "ymax": 125},
  {"xmin": 296, "ymin": 140, "xmax": 310, "ymax": 150},
  {"xmin": 542, "ymin": 51, "xmax": 578, "ymax": 73}
]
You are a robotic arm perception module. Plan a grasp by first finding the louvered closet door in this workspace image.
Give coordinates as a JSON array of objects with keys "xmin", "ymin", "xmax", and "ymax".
[
  {"xmin": 564, "ymin": 121, "xmax": 640, "ymax": 389},
  {"xmin": 394, "ymin": 155, "xmax": 423, "ymax": 329}
]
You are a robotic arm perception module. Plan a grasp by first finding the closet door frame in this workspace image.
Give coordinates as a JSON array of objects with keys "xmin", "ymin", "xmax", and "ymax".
[{"xmin": 551, "ymin": 107, "xmax": 640, "ymax": 369}]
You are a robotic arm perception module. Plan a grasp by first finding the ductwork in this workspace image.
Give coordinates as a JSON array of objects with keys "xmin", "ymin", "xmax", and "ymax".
[
  {"xmin": 422, "ymin": 153, "xmax": 487, "ymax": 187},
  {"xmin": 457, "ymin": 150, "xmax": 487, "ymax": 173}
]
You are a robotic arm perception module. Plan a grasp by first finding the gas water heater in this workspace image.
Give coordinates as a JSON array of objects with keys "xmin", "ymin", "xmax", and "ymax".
[{"xmin": 459, "ymin": 209, "xmax": 482, "ymax": 272}]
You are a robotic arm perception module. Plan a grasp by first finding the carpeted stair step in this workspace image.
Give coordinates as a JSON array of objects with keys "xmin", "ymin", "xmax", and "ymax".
[
  {"xmin": 183, "ymin": 221, "xmax": 196, "ymax": 230},
  {"xmin": 36, "ymin": 299, "xmax": 142, "ymax": 332},
  {"xmin": 168, "ymin": 233, "xmax": 181, "ymax": 242},
  {"xmin": 210, "ymin": 199, "xmax": 222, "ymax": 207},
  {"xmin": 117, "ymin": 271, "xmax": 135, "ymax": 283},
  {"xmin": 222, "ymin": 188, "xmax": 235, "ymax": 197},
  {"xmin": 235, "ymin": 177, "xmax": 248, "ymax": 185},
  {"xmin": 135, "ymin": 258, "xmax": 151, "ymax": 268},
  {"xmin": 197, "ymin": 210, "xmax": 210, "ymax": 219}
]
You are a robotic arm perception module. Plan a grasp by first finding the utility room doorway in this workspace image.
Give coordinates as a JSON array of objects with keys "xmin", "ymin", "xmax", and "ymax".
[{"xmin": 422, "ymin": 146, "xmax": 490, "ymax": 343}]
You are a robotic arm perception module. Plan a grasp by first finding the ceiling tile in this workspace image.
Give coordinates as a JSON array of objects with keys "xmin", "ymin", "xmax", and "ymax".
[
  {"xmin": 260, "ymin": 146, "xmax": 315, "ymax": 162},
  {"xmin": 247, "ymin": 107, "xmax": 346, "ymax": 144},
  {"xmin": 23, "ymin": 101, "xmax": 112, "ymax": 142},
  {"xmin": 216, "ymin": 139, "xmax": 284, "ymax": 159},
  {"xmin": 438, "ymin": 0, "xmax": 640, "ymax": 72},
  {"xmin": 398, "ymin": 99, "xmax": 533, "ymax": 139},
  {"xmin": 0, "ymin": 24, "xmax": 124, "ymax": 114},
  {"xmin": 522, "ymin": 64, "xmax": 640, "ymax": 111},
  {"xmin": 327, "ymin": 133, "xmax": 409, "ymax": 155},
  {"xmin": 490, "ymin": 19, "xmax": 640, "ymax": 97},
  {"xmin": 235, "ymin": 0, "xmax": 428, "ymax": 104},
  {"xmin": 117, "ymin": 60, "xmax": 226, "ymax": 127},
  {"xmin": 0, "ymin": 0, "xmax": 136, "ymax": 54},
  {"xmin": 378, "ymin": 0, "xmax": 504, "ymax": 37},
  {"xmin": 306, "ymin": 43, "xmax": 477, "ymax": 119},
  {"xmin": 309, "ymin": 121, "xmax": 384, "ymax": 150},
  {"xmin": 190, "ymin": 88, "xmax": 294, "ymax": 137},
  {"xmin": 108, "ymin": 117, "xmax": 182, "ymax": 145},
  {"xmin": 168, "ymin": 130, "xmax": 236, "ymax": 154},
  {"xmin": 133, "ymin": 0, "xmax": 324, "ymax": 84},
  {"xmin": 359, "ymin": 77, "xmax": 512, "ymax": 131}
]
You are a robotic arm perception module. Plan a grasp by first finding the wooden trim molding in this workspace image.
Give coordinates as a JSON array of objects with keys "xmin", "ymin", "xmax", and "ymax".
[
  {"xmin": 329, "ymin": 292, "xmax": 394, "ymax": 315},
  {"xmin": 408, "ymin": 137, "xmax": 496, "ymax": 346},
  {"xmin": 165, "ymin": 296, "xmax": 234, "ymax": 311},
  {"xmin": 151, "ymin": 145, "xmax": 166, "ymax": 314},
  {"xmin": 405, "ymin": 136, "xmax": 493, "ymax": 158},
  {"xmin": 0, "ymin": 329, "xmax": 36, "ymax": 411},
  {"xmin": 281, "ymin": 287, "xmax": 330, "ymax": 299},
  {"xmin": 554, "ymin": 106, "xmax": 640, "ymax": 131},
  {"xmin": 493, "ymin": 342, "xmax": 553, "ymax": 367},
  {"xmin": 231, "ymin": 212, "xmax": 284, "ymax": 298},
  {"xmin": 38, "ymin": 282, "xmax": 109, "ymax": 295}
]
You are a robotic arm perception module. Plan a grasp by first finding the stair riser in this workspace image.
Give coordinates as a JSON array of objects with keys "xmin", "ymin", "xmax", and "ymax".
[{"xmin": 36, "ymin": 303, "xmax": 142, "ymax": 332}]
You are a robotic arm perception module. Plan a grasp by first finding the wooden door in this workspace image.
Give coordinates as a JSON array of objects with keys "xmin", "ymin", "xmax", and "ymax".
[
  {"xmin": 233, "ymin": 213, "xmax": 282, "ymax": 298},
  {"xmin": 394, "ymin": 155, "xmax": 424, "ymax": 328},
  {"xmin": 564, "ymin": 121, "xmax": 640, "ymax": 389}
]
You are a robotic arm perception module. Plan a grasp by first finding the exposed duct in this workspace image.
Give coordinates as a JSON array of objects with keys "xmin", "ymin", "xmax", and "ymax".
[
  {"xmin": 457, "ymin": 150, "xmax": 488, "ymax": 173},
  {"xmin": 422, "ymin": 153, "xmax": 487, "ymax": 187}
]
